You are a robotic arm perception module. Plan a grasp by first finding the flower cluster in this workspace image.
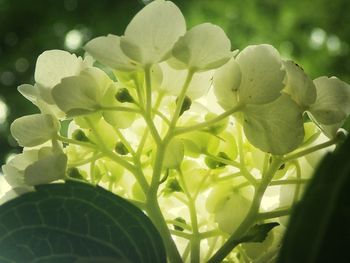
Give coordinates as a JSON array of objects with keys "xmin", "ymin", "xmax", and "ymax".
[{"xmin": 1, "ymin": 0, "xmax": 350, "ymax": 262}]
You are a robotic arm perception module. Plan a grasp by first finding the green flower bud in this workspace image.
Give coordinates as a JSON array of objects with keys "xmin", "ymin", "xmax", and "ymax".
[
  {"xmin": 72, "ymin": 129, "xmax": 90, "ymax": 142},
  {"xmin": 67, "ymin": 167, "xmax": 85, "ymax": 180},
  {"xmin": 173, "ymin": 217, "xmax": 187, "ymax": 231},
  {"xmin": 163, "ymin": 178, "xmax": 183, "ymax": 196},
  {"xmin": 115, "ymin": 141, "xmax": 129, "ymax": 155},
  {"xmin": 176, "ymin": 96, "xmax": 192, "ymax": 116},
  {"xmin": 115, "ymin": 88, "xmax": 134, "ymax": 103},
  {"xmin": 205, "ymin": 152, "xmax": 230, "ymax": 169}
]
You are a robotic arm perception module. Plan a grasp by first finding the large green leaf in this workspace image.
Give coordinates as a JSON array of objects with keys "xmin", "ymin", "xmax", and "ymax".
[
  {"xmin": 277, "ymin": 135, "xmax": 350, "ymax": 263},
  {"xmin": 0, "ymin": 181, "xmax": 166, "ymax": 263}
]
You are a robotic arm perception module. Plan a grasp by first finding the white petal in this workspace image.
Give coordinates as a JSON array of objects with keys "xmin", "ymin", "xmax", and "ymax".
[
  {"xmin": 18, "ymin": 84, "xmax": 65, "ymax": 118},
  {"xmin": 18, "ymin": 84, "xmax": 39, "ymax": 104},
  {"xmin": 213, "ymin": 58, "xmax": 241, "ymax": 109},
  {"xmin": 10, "ymin": 114, "xmax": 60, "ymax": 147},
  {"xmin": 283, "ymin": 60, "xmax": 316, "ymax": 109},
  {"xmin": 163, "ymin": 138, "xmax": 184, "ymax": 169},
  {"xmin": 34, "ymin": 50, "xmax": 85, "ymax": 104},
  {"xmin": 309, "ymin": 76, "xmax": 350, "ymax": 125},
  {"xmin": 24, "ymin": 152, "xmax": 67, "ymax": 185},
  {"xmin": 159, "ymin": 62, "xmax": 212, "ymax": 99},
  {"xmin": 171, "ymin": 23, "xmax": 231, "ymax": 71},
  {"xmin": 121, "ymin": 1, "xmax": 186, "ymax": 65},
  {"xmin": 236, "ymin": 44, "xmax": 285, "ymax": 104},
  {"xmin": 243, "ymin": 94, "xmax": 304, "ymax": 155},
  {"xmin": 84, "ymin": 34, "xmax": 139, "ymax": 71},
  {"xmin": 52, "ymin": 68, "xmax": 111, "ymax": 116}
]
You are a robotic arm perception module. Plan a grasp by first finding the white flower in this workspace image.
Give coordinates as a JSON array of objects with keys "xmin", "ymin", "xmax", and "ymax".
[
  {"xmin": 170, "ymin": 23, "xmax": 232, "ymax": 71},
  {"xmin": 10, "ymin": 114, "xmax": 60, "ymax": 147},
  {"xmin": 85, "ymin": 1, "xmax": 186, "ymax": 69},
  {"xmin": 2, "ymin": 147, "xmax": 67, "ymax": 187},
  {"xmin": 18, "ymin": 50, "xmax": 92, "ymax": 118},
  {"xmin": 282, "ymin": 60, "xmax": 316, "ymax": 110},
  {"xmin": 308, "ymin": 76, "xmax": 350, "ymax": 137}
]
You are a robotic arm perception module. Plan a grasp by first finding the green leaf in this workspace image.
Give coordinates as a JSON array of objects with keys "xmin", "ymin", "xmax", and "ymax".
[
  {"xmin": 277, "ymin": 135, "xmax": 350, "ymax": 263},
  {"xmin": 0, "ymin": 181, "xmax": 166, "ymax": 263}
]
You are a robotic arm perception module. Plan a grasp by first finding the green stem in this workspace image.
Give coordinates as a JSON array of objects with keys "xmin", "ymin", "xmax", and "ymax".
[
  {"xmin": 178, "ymin": 169, "xmax": 200, "ymax": 263},
  {"xmin": 282, "ymin": 137, "xmax": 338, "ymax": 162},
  {"xmin": 174, "ymin": 103, "xmax": 244, "ymax": 135},
  {"xmin": 145, "ymin": 65, "xmax": 152, "ymax": 115},
  {"xmin": 258, "ymin": 208, "xmax": 291, "ymax": 220},
  {"xmin": 146, "ymin": 196, "xmax": 183, "ymax": 263},
  {"xmin": 292, "ymin": 160, "xmax": 302, "ymax": 205},
  {"xmin": 56, "ymin": 135, "xmax": 95, "ymax": 149},
  {"xmin": 67, "ymin": 153, "xmax": 103, "ymax": 168},
  {"xmin": 169, "ymin": 229, "xmax": 192, "ymax": 239},
  {"xmin": 208, "ymin": 157, "xmax": 283, "ymax": 263},
  {"xmin": 99, "ymin": 106, "xmax": 140, "ymax": 114},
  {"xmin": 169, "ymin": 70, "xmax": 194, "ymax": 130},
  {"xmin": 268, "ymin": 178, "xmax": 309, "ymax": 186}
]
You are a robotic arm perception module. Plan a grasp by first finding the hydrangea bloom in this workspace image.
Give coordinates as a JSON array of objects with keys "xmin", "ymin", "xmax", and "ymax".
[{"xmin": 2, "ymin": 1, "xmax": 349, "ymax": 262}]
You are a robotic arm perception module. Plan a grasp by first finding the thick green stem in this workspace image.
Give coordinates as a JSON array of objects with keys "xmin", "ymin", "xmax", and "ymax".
[
  {"xmin": 146, "ymin": 196, "xmax": 183, "ymax": 263},
  {"xmin": 208, "ymin": 157, "xmax": 283, "ymax": 263}
]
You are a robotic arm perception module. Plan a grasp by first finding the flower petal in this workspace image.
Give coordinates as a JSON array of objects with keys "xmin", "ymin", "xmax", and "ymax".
[
  {"xmin": 236, "ymin": 44, "xmax": 285, "ymax": 104},
  {"xmin": 309, "ymin": 76, "xmax": 350, "ymax": 125},
  {"xmin": 84, "ymin": 34, "xmax": 139, "ymax": 71},
  {"xmin": 10, "ymin": 114, "xmax": 59, "ymax": 147},
  {"xmin": 121, "ymin": 0, "xmax": 186, "ymax": 65},
  {"xmin": 243, "ymin": 94, "xmax": 304, "ymax": 155},
  {"xmin": 52, "ymin": 68, "xmax": 112, "ymax": 117},
  {"xmin": 213, "ymin": 58, "xmax": 241, "ymax": 109},
  {"xmin": 24, "ymin": 152, "xmax": 67, "ymax": 186},
  {"xmin": 34, "ymin": 50, "xmax": 87, "ymax": 103},
  {"xmin": 283, "ymin": 60, "xmax": 316, "ymax": 109},
  {"xmin": 171, "ymin": 23, "xmax": 232, "ymax": 71},
  {"xmin": 159, "ymin": 62, "xmax": 213, "ymax": 99}
]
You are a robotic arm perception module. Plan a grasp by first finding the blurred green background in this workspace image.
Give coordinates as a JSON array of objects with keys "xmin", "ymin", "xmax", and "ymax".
[{"xmin": 0, "ymin": 0, "xmax": 349, "ymax": 169}]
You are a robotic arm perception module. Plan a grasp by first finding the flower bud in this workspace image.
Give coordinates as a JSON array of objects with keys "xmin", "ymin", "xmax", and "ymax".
[
  {"xmin": 72, "ymin": 129, "xmax": 90, "ymax": 142},
  {"xmin": 115, "ymin": 88, "xmax": 134, "ymax": 103},
  {"xmin": 176, "ymin": 96, "xmax": 192, "ymax": 117},
  {"xmin": 173, "ymin": 217, "xmax": 187, "ymax": 231},
  {"xmin": 115, "ymin": 141, "xmax": 129, "ymax": 155}
]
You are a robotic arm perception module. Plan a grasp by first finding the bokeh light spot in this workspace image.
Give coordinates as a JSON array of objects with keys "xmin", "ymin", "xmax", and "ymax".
[
  {"xmin": 327, "ymin": 35, "xmax": 341, "ymax": 55},
  {"xmin": 0, "ymin": 71, "xmax": 15, "ymax": 86},
  {"xmin": 0, "ymin": 97, "xmax": 9, "ymax": 124},
  {"xmin": 15, "ymin": 58, "xmax": 29, "ymax": 73},
  {"xmin": 309, "ymin": 28, "xmax": 326, "ymax": 49},
  {"xmin": 64, "ymin": 29, "xmax": 83, "ymax": 50}
]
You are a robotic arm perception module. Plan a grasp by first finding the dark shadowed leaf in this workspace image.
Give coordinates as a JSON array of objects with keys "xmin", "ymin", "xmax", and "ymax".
[
  {"xmin": 0, "ymin": 181, "xmax": 166, "ymax": 263},
  {"xmin": 277, "ymin": 136, "xmax": 350, "ymax": 263}
]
